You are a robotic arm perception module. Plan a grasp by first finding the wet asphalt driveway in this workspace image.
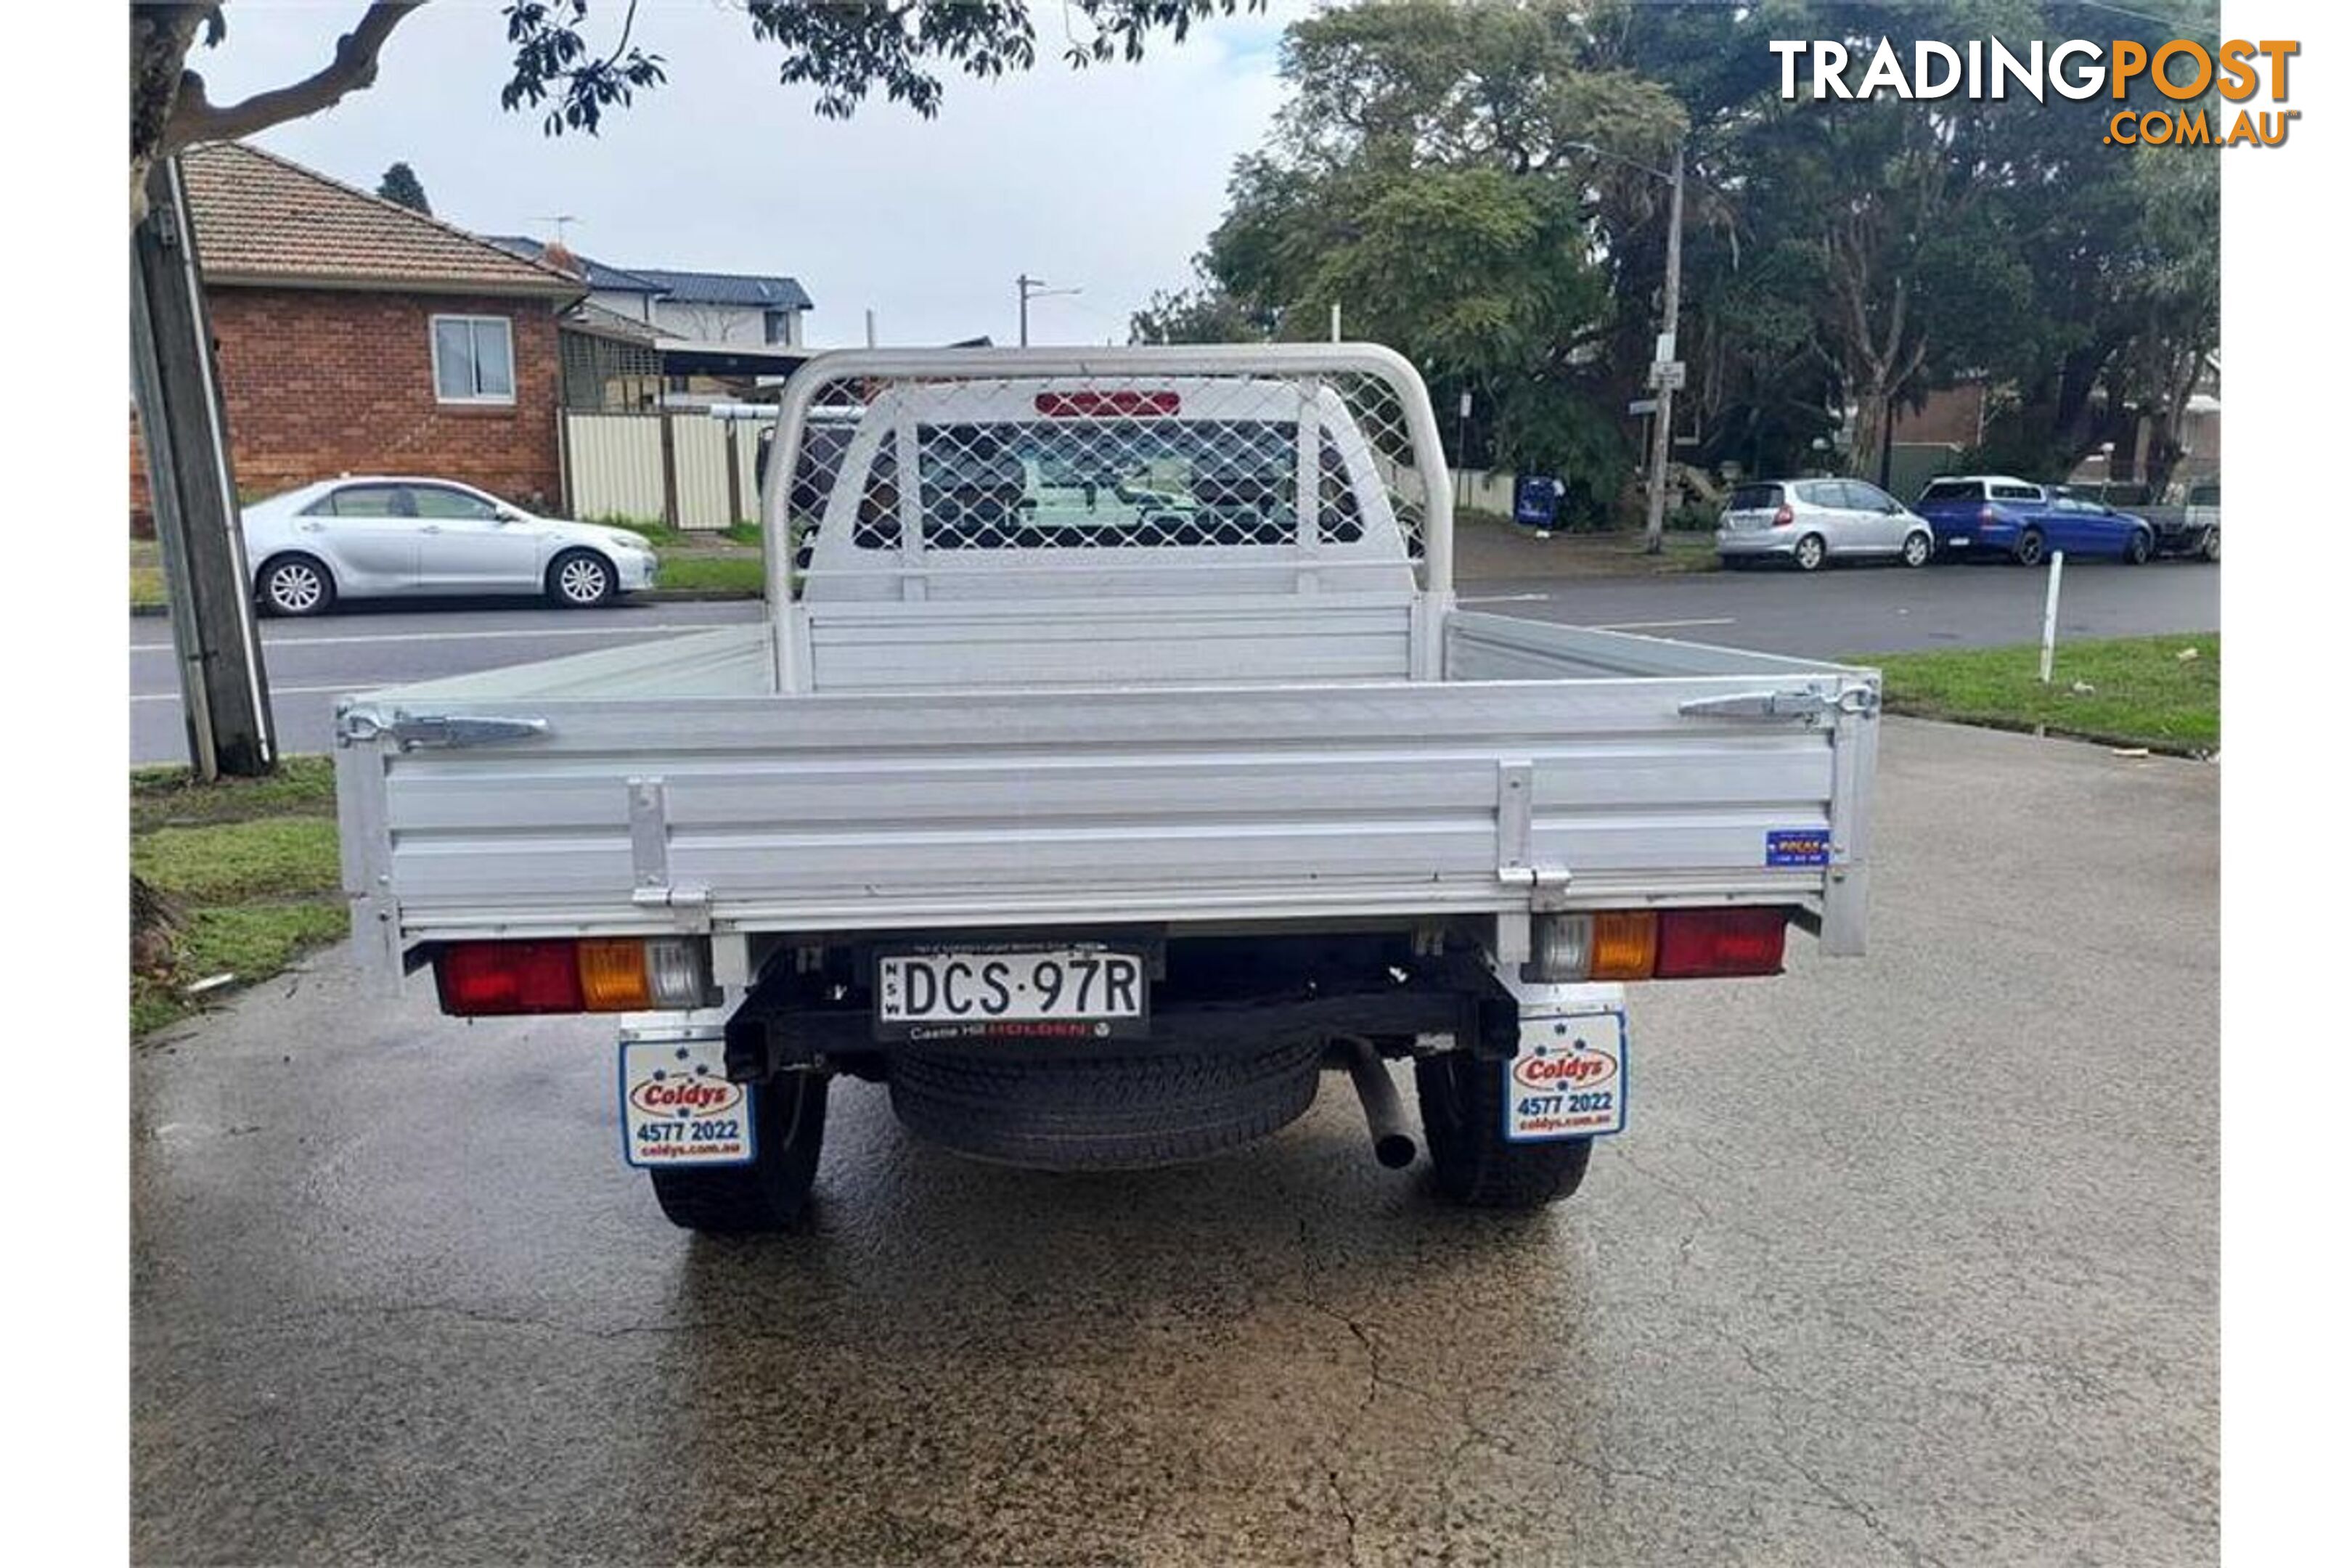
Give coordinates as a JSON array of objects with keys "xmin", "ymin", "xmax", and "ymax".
[{"xmin": 132, "ymin": 717, "xmax": 2218, "ymax": 1565}]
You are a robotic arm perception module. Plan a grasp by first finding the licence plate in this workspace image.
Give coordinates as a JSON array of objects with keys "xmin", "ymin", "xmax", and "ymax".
[
  {"xmin": 877, "ymin": 945, "xmax": 1148, "ymax": 1041},
  {"xmin": 1948, "ymin": 535, "xmax": 1972, "ymax": 547}
]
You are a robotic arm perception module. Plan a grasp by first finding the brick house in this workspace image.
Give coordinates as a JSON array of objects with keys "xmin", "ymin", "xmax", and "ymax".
[{"xmin": 131, "ymin": 142, "xmax": 584, "ymax": 529}]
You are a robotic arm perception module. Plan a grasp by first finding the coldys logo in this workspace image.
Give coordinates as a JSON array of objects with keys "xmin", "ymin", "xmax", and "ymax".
[
  {"xmin": 1514, "ymin": 1043, "xmax": 1617, "ymax": 1090},
  {"xmin": 629, "ymin": 1071, "xmax": 743, "ymax": 1118}
]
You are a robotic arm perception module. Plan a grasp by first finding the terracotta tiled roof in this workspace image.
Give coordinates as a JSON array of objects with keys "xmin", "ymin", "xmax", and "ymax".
[{"xmin": 178, "ymin": 142, "xmax": 583, "ymax": 297}]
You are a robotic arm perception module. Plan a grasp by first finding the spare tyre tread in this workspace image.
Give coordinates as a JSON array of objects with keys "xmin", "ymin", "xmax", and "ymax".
[{"xmin": 891, "ymin": 1040, "xmax": 1322, "ymax": 1171}]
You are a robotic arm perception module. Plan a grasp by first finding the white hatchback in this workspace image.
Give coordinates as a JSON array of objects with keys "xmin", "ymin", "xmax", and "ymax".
[
  {"xmin": 1716, "ymin": 478, "xmax": 1935, "ymax": 572},
  {"xmin": 239, "ymin": 477, "xmax": 659, "ymax": 616}
]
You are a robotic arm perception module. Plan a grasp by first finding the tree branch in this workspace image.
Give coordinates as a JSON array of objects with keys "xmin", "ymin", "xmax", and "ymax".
[{"xmin": 163, "ymin": 1, "xmax": 427, "ymax": 154}]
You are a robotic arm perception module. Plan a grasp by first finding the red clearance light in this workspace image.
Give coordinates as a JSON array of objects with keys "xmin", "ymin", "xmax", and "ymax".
[
  {"xmin": 1654, "ymin": 909, "xmax": 1789, "ymax": 979},
  {"xmin": 1034, "ymin": 389, "xmax": 1181, "ymax": 418},
  {"xmin": 437, "ymin": 939, "xmax": 584, "ymax": 1015}
]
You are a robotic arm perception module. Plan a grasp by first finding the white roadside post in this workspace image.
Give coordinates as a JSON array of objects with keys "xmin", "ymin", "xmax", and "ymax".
[{"xmin": 2038, "ymin": 551, "xmax": 2067, "ymax": 683}]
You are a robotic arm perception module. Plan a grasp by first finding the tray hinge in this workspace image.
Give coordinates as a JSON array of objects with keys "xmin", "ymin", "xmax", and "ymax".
[
  {"xmin": 1496, "ymin": 760, "xmax": 1571, "ymax": 912},
  {"xmin": 628, "ymin": 777, "xmax": 711, "ymax": 931}
]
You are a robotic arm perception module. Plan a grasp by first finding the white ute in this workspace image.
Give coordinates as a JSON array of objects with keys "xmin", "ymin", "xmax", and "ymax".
[{"xmin": 333, "ymin": 345, "xmax": 1881, "ymax": 1232}]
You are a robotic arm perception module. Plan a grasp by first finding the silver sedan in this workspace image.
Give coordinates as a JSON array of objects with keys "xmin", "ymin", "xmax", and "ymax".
[{"xmin": 240, "ymin": 477, "xmax": 660, "ymax": 616}]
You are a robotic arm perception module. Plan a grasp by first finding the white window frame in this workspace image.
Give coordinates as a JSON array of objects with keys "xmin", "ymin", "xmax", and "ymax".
[{"xmin": 430, "ymin": 314, "xmax": 517, "ymax": 406}]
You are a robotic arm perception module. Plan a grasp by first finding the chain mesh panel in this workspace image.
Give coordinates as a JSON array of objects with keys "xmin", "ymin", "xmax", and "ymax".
[{"xmin": 775, "ymin": 367, "xmax": 1433, "ymax": 594}]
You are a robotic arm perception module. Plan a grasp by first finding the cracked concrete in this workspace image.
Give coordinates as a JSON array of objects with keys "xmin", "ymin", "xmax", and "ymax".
[{"xmin": 133, "ymin": 719, "xmax": 2216, "ymax": 1564}]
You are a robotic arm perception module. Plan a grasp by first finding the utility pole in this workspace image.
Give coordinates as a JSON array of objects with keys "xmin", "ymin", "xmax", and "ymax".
[
  {"xmin": 1016, "ymin": 274, "xmax": 1080, "ymax": 346},
  {"xmin": 1642, "ymin": 140, "xmax": 1687, "ymax": 556},
  {"xmin": 131, "ymin": 155, "xmax": 274, "ymax": 778}
]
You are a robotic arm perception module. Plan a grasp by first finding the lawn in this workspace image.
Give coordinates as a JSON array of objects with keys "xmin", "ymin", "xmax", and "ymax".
[
  {"xmin": 1863, "ymin": 634, "xmax": 2218, "ymax": 754},
  {"xmin": 131, "ymin": 755, "xmax": 345, "ymax": 1036}
]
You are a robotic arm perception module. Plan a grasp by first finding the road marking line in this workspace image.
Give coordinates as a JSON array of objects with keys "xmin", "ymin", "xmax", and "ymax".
[
  {"xmin": 1458, "ymin": 592, "xmax": 1551, "ymax": 604},
  {"xmin": 1591, "ymin": 618, "xmax": 1738, "ymax": 632},
  {"xmin": 132, "ymin": 684, "xmax": 391, "ymax": 703},
  {"xmin": 128, "ymin": 623, "xmax": 720, "ymax": 653}
]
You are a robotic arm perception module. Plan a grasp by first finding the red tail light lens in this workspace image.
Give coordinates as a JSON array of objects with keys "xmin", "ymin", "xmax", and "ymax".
[
  {"xmin": 437, "ymin": 939, "xmax": 583, "ymax": 1014},
  {"xmin": 433, "ymin": 938, "xmax": 714, "ymax": 1016},
  {"xmin": 1773, "ymin": 504, "xmax": 1794, "ymax": 526},
  {"xmin": 1654, "ymin": 909, "xmax": 1789, "ymax": 978},
  {"xmin": 1979, "ymin": 505, "xmax": 1996, "ymax": 525},
  {"xmin": 1034, "ymin": 390, "xmax": 1180, "ymax": 417}
]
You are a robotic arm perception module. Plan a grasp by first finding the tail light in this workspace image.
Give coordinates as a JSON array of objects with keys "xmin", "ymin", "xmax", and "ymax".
[
  {"xmin": 1655, "ymin": 909, "xmax": 1789, "ymax": 978},
  {"xmin": 1773, "ymin": 504, "xmax": 1794, "ymax": 526},
  {"xmin": 1979, "ymin": 505, "xmax": 1996, "ymax": 525},
  {"xmin": 1527, "ymin": 908, "xmax": 1787, "ymax": 981},
  {"xmin": 1035, "ymin": 390, "xmax": 1181, "ymax": 417},
  {"xmin": 436, "ymin": 937, "xmax": 714, "ymax": 1016}
]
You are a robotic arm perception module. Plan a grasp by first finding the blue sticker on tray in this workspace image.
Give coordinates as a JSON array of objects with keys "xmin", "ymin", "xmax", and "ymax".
[{"xmin": 1765, "ymin": 830, "xmax": 1829, "ymax": 867}]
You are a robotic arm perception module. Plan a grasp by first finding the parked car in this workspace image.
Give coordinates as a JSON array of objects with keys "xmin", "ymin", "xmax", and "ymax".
[
  {"xmin": 240, "ymin": 478, "xmax": 659, "ymax": 616},
  {"xmin": 2176, "ymin": 478, "xmax": 2221, "ymax": 560},
  {"xmin": 1715, "ymin": 478, "xmax": 1935, "ymax": 571},
  {"xmin": 1913, "ymin": 475, "xmax": 2155, "ymax": 565}
]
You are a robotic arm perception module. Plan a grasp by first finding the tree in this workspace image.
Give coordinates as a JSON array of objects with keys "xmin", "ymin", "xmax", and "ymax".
[
  {"xmin": 130, "ymin": 1, "xmax": 1261, "ymax": 225},
  {"xmin": 375, "ymin": 160, "xmax": 430, "ymax": 213},
  {"xmin": 1170, "ymin": 0, "xmax": 1687, "ymax": 519}
]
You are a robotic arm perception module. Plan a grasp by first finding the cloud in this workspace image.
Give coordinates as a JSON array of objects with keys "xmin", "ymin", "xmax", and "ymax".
[{"xmin": 200, "ymin": 1, "xmax": 1294, "ymax": 346}]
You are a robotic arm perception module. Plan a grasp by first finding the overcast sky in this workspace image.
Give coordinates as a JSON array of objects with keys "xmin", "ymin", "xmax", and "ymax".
[{"xmin": 199, "ymin": 1, "xmax": 1301, "ymax": 346}]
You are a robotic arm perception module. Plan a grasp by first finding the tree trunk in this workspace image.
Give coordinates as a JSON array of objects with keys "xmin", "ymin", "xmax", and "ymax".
[{"xmin": 130, "ymin": 6, "xmax": 211, "ymax": 227}]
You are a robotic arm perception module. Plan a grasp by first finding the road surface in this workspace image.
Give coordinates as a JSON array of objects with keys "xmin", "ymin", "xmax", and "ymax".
[{"xmin": 132, "ymin": 718, "xmax": 2217, "ymax": 1564}]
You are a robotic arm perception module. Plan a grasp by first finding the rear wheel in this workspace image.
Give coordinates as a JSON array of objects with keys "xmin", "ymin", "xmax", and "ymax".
[
  {"xmin": 2199, "ymin": 527, "xmax": 2219, "ymax": 562},
  {"xmin": 1415, "ymin": 1053, "xmax": 1593, "ymax": 1209},
  {"xmin": 889, "ymin": 1042, "xmax": 1323, "ymax": 1171},
  {"xmin": 650, "ymin": 1071, "xmax": 829, "ymax": 1234},
  {"xmin": 1792, "ymin": 533, "xmax": 1828, "ymax": 572},
  {"xmin": 2013, "ymin": 528, "xmax": 2046, "ymax": 568},
  {"xmin": 1900, "ymin": 531, "xmax": 1933, "ymax": 568},
  {"xmin": 2124, "ymin": 528, "xmax": 2152, "ymax": 565}
]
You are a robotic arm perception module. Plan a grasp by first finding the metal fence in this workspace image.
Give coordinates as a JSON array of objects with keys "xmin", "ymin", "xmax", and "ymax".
[{"xmin": 560, "ymin": 409, "xmax": 767, "ymax": 530}]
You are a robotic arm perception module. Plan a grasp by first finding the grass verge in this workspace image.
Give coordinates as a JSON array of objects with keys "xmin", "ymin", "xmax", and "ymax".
[
  {"xmin": 131, "ymin": 539, "xmax": 164, "ymax": 608},
  {"xmin": 132, "ymin": 755, "xmax": 344, "ymax": 1037},
  {"xmin": 1862, "ymin": 634, "xmax": 2218, "ymax": 754},
  {"xmin": 657, "ymin": 554, "xmax": 767, "ymax": 594}
]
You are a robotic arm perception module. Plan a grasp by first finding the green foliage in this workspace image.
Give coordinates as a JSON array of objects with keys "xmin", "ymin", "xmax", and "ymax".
[
  {"xmin": 499, "ymin": 2, "xmax": 1263, "ymax": 135},
  {"xmin": 375, "ymin": 160, "xmax": 431, "ymax": 213},
  {"xmin": 658, "ymin": 556, "xmax": 766, "ymax": 595},
  {"xmin": 1160, "ymin": 0, "xmax": 2219, "ymax": 497}
]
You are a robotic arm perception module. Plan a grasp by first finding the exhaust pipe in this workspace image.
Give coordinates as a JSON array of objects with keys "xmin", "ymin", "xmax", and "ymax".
[{"xmin": 1342, "ymin": 1037, "xmax": 1418, "ymax": 1169}]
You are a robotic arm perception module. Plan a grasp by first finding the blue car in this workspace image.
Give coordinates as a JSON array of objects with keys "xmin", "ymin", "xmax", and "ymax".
[{"xmin": 1913, "ymin": 475, "xmax": 2156, "ymax": 565}]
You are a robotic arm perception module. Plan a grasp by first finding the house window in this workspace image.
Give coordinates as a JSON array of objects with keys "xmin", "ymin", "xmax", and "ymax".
[{"xmin": 431, "ymin": 314, "xmax": 516, "ymax": 404}]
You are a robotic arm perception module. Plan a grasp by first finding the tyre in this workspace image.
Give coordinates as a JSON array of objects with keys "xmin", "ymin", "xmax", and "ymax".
[
  {"xmin": 547, "ymin": 548, "xmax": 616, "ymax": 608},
  {"xmin": 889, "ymin": 1041, "xmax": 1323, "ymax": 1171},
  {"xmin": 1900, "ymin": 531, "xmax": 1933, "ymax": 568},
  {"xmin": 2124, "ymin": 528, "xmax": 2152, "ymax": 565},
  {"xmin": 2199, "ymin": 527, "xmax": 2219, "ymax": 563},
  {"xmin": 256, "ymin": 552, "xmax": 335, "ymax": 617},
  {"xmin": 1414, "ymin": 1053, "xmax": 1592, "ymax": 1209},
  {"xmin": 650, "ymin": 1071, "xmax": 829, "ymax": 1234},
  {"xmin": 1792, "ymin": 533, "xmax": 1828, "ymax": 572},
  {"xmin": 2013, "ymin": 528, "xmax": 2046, "ymax": 568}
]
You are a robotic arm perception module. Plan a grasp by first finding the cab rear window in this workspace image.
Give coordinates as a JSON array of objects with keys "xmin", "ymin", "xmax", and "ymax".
[{"xmin": 1919, "ymin": 480, "xmax": 1983, "ymax": 502}]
